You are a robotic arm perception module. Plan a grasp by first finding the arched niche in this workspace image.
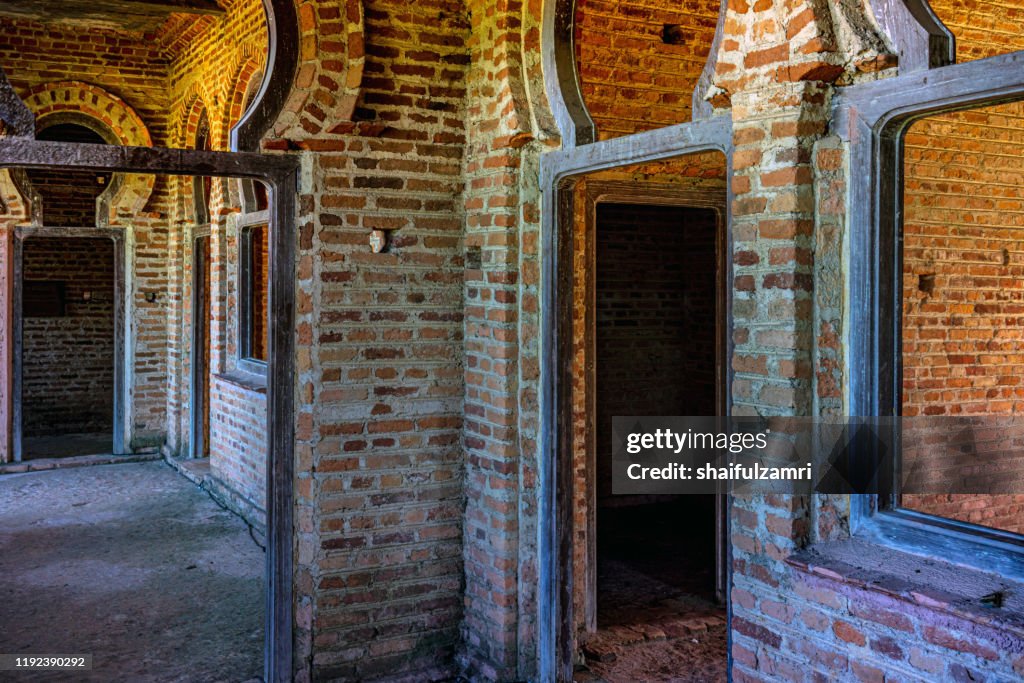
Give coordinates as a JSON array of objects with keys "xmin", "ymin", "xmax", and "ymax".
[
  {"xmin": 544, "ymin": 0, "xmax": 729, "ymax": 147},
  {"xmin": 20, "ymin": 82, "xmax": 155, "ymax": 226},
  {"xmin": 231, "ymin": 0, "xmax": 301, "ymax": 151}
]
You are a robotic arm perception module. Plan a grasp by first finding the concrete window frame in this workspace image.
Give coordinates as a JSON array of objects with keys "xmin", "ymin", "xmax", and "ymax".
[{"xmin": 837, "ymin": 49, "xmax": 1024, "ymax": 581}]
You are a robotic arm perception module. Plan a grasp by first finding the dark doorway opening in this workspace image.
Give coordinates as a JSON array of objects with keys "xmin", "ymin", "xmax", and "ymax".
[
  {"xmin": 582, "ymin": 201, "xmax": 727, "ymax": 682},
  {"xmin": 20, "ymin": 236, "xmax": 116, "ymax": 459},
  {"xmin": 192, "ymin": 233, "xmax": 212, "ymax": 459}
]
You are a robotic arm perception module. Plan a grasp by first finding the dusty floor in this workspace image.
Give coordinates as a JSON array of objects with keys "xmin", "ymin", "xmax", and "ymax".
[
  {"xmin": 0, "ymin": 461, "xmax": 264, "ymax": 682},
  {"xmin": 22, "ymin": 432, "xmax": 114, "ymax": 459},
  {"xmin": 575, "ymin": 499, "xmax": 727, "ymax": 683}
]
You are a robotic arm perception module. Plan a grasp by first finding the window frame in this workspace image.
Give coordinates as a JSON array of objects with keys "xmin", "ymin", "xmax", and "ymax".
[
  {"xmin": 839, "ymin": 49, "xmax": 1024, "ymax": 580},
  {"xmin": 237, "ymin": 209, "xmax": 271, "ymax": 375}
]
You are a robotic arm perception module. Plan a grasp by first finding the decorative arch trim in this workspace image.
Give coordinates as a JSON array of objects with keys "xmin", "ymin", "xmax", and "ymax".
[
  {"xmin": 175, "ymin": 81, "xmax": 218, "ymax": 148},
  {"xmin": 21, "ymin": 82, "xmax": 155, "ymax": 225},
  {"xmin": 542, "ymin": 0, "xmax": 595, "ymax": 147},
  {"xmin": 0, "ymin": 68, "xmax": 33, "ymax": 138},
  {"xmin": 181, "ymin": 95, "xmax": 215, "ymax": 223},
  {"xmin": 233, "ymin": 0, "xmax": 301, "ymax": 150},
  {"xmin": 23, "ymin": 81, "xmax": 152, "ymax": 148},
  {"xmin": 692, "ymin": 0, "xmax": 728, "ymax": 121},
  {"xmin": 264, "ymin": 0, "xmax": 364, "ymax": 143},
  {"xmin": 866, "ymin": 0, "xmax": 955, "ymax": 72},
  {"xmin": 225, "ymin": 47, "xmax": 268, "ymax": 145}
]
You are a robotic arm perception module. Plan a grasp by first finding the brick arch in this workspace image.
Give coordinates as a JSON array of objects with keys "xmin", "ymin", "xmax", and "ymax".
[
  {"xmin": 21, "ymin": 81, "xmax": 155, "ymax": 225},
  {"xmin": 23, "ymin": 81, "xmax": 152, "ymax": 147},
  {"xmin": 267, "ymin": 0, "xmax": 364, "ymax": 143},
  {"xmin": 224, "ymin": 46, "xmax": 268, "ymax": 142},
  {"xmin": 177, "ymin": 93, "xmax": 219, "ymax": 224},
  {"xmin": 225, "ymin": 52, "xmax": 269, "ymax": 212},
  {"xmin": 175, "ymin": 83, "xmax": 219, "ymax": 150}
]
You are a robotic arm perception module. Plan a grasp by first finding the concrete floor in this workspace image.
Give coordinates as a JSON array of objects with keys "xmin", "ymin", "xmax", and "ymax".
[{"xmin": 0, "ymin": 461, "xmax": 264, "ymax": 682}]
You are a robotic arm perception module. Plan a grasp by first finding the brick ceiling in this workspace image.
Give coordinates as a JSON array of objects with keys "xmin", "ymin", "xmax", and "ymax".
[{"xmin": 0, "ymin": 0, "xmax": 226, "ymax": 34}]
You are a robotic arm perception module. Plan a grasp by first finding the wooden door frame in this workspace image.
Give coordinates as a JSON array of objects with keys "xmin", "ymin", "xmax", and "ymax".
[
  {"xmin": 537, "ymin": 114, "xmax": 734, "ymax": 681},
  {"xmin": 12, "ymin": 226, "xmax": 125, "ymax": 460},
  {"xmin": 0, "ymin": 138, "xmax": 299, "ymax": 683},
  {"xmin": 190, "ymin": 228, "xmax": 211, "ymax": 459},
  {"xmin": 578, "ymin": 181, "xmax": 729, "ymax": 633}
]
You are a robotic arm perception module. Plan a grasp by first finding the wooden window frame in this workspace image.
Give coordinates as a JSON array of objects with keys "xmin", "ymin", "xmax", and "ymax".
[
  {"xmin": 238, "ymin": 210, "xmax": 271, "ymax": 375},
  {"xmin": 0, "ymin": 137, "xmax": 299, "ymax": 682}
]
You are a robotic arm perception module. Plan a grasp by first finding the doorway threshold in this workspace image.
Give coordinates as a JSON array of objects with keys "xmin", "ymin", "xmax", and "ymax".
[{"xmin": 0, "ymin": 451, "xmax": 161, "ymax": 475}]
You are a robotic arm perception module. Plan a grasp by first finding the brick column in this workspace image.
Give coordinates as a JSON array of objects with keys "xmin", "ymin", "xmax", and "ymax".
[
  {"xmin": 459, "ymin": 0, "xmax": 540, "ymax": 676},
  {"xmin": 729, "ymin": 83, "xmax": 822, "ymax": 418}
]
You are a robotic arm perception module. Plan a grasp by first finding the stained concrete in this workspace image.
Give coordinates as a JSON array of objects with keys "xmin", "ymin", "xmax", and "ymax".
[{"xmin": 0, "ymin": 461, "xmax": 264, "ymax": 682}]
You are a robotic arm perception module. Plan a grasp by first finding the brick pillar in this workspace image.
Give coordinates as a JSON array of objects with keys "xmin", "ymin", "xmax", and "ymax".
[
  {"xmin": 710, "ymin": 1, "xmax": 895, "ymax": 679},
  {"xmin": 729, "ymin": 83, "xmax": 822, "ymax": 418},
  {"xmin": 459, "ymin": 0, "xmax": 538, "ymax": 677}
]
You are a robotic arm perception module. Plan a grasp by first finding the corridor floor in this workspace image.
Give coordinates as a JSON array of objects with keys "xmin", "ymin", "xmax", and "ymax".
[{"xmin": 0, "ymin": 461, "xmax": 264, "ymax": 682}]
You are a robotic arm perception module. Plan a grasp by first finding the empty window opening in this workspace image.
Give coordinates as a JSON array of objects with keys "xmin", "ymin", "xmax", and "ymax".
[
  {"xmin": 898, "ymin": 99, "xmax": 1024, "ymax": 537},
  {"xmin": 21, "ymin": 236, "xmax": 115, "ymax": 459},
  {"xmin": 240, "ymin": 222, "xmax": 270, "ymax": 364}
]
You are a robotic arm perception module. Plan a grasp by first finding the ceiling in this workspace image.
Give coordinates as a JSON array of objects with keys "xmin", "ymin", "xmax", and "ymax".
[{"xmin": 0, "ymin": 0, "xmax": 226, "ymax": 34}]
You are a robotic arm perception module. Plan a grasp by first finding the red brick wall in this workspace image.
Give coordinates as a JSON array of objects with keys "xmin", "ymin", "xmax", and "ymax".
[
  {"xmin": 21, "ymin": 237, "xmax": 115, "ymax": 437},
  {"xmin": 0, "ymin": 19, "xmax": 171, "ymax": 139},
  {"xmin": 285, "ymin": 0, "xmax": 471, "ymax": 677},
  {"xmin": 167, "ymin": 0, "xmax": 267, "ymax": 148},
  {"xmin": 24, "ymin": 167, "xmax": 106, "ymax": 227},
  {"xmin": 0, "ymin": 27, "xmax": 175, "ymax": 448},
  {"xmin": 929, "ymin": 0, "xmax": 1024, "ymax": 62},
  {"xmin": 210, "ymin": 374, "xmax": 268, "ymax": 514},
  {"xmin": 575, "ymin": 0, "xmax": 720, "ymax": 139}
]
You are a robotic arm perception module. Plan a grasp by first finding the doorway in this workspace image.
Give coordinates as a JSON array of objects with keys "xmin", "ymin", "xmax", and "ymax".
[
  {"xmin": 0, "ymin": 142, "xmax": 297, "ymax": 682},
  {"xmin": 567, "ymin": 170, "xmax": 730, "ymax": 682},
  {"xmin": 191, "ymin": 232, "xmax": 212, "ymax": 459},
  {"xmin": 13, "ymin": 230, "xmax": 125, "ymax": 460}
]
